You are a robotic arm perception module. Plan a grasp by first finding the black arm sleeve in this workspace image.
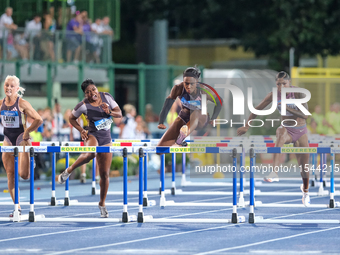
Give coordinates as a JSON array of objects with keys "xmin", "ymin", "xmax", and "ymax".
[
  {"xmin": 211, "ymin": 97, "xmax": 223, "ymax": 120},
  {"xmin": 159, "ymin": 98, "xmax": 175, "ymax": 124}
]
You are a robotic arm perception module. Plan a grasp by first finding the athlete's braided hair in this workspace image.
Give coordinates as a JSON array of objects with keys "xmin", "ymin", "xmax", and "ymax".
[
  {"xmin": 275, "ymin": 71, "xmax": 290, "ymax": 80},
  {"xmin": 183, "ymin": 65, "xmax": 201, "ymax": 80}
]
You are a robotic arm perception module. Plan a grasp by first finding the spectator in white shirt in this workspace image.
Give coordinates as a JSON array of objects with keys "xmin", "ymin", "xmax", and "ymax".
[
  {"xmin": 25, "ymin": 14, "xmax": 42, "ymax": 60},
  {"xmin": 91, "ymin": 18, "xmax": 103, "ymax": 63},
  {"xmin": 101, "ymin": 17, "xmax": 113, "ymax": 37},
  {"xmin": 120, "ymin": 104, "xmax": 137, "ymax": 139},
  {"xmin": 0, "ymin": 7, "xmax": 17, "ymax": 58}
]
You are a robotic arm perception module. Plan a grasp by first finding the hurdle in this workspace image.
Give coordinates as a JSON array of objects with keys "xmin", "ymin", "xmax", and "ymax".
[
  {"xmin": 137, "ymin": 147, "xmax": 246, "ymax": 224},
  {"xmin": 152, "ymin": 146, "xmax": 255, "ymax": 210},
  {"xmin": 0, "ymin": 147, "xmax": 44, "ymax": 222},
  {"xmin": 58, "ymin": 141, "xmax": 158, "ymax": 204},
  {"xmin": 0, "ymin": 141, "xmax": 81, "ymax": 207},
  {"xmin": 247, "ymin": 147, "xmax": 340, "ymax": 224},
  {"xmin": 105, "ymin": 139, "xmax": 340, "ymax": 203},
  {"xmin": 58, "ymin": 145, "xmax": 156, "ymax": 207},
  {"xmin": 27, "ymin": 146, "xmax": 140, "ymax": 223},
  {"xmin": 107, "ymin": 140, "xmax": 338, "ymax": 200}
]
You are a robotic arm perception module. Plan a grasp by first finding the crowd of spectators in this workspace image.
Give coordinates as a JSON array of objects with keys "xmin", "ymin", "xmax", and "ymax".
[
  {"xmin": 308, "ymin": 103, "xmax": 340, "ymax": 135},
  {"xmin": 0, "ymin": 6, "xmax": 114, "ymax": 63}
]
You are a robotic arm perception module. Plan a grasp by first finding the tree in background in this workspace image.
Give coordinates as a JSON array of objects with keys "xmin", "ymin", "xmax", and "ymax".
[{"xmin": 119, "ymin": 0, "xmax": 340, "ymax": 70}]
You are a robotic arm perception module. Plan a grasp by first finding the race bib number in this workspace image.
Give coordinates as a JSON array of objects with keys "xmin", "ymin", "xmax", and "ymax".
[
  {"xmin": 1, "ymin": 110, "xmax": 20, "ymax": 128},
  {"xmin": 94, "ymin": 117, "xmax": 113, "ymax": 131}
]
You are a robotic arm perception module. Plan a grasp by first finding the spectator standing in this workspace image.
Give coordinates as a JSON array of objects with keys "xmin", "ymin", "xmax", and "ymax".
[
  {"xmin": 41, "ymin": 107, "xmax": 53, "ymax": 141},
  {"xmin": 120, "ymin": 104, "xmax": 137, "ymax": 139},
  {"xmin": 101, "ymin": 17, "xmax": 113, "ymax": 37},
  {"xmin": 53, "ymin": 102, "xmax": 65, "ymax": 141},
  {"xmin": 80, "ymin": 10, "xmax": 96, "ymax": 63},
  {"xmin": 312, "ymin": 105, "xmax": 329, "ymax": 135},
  {"xmin": 41, "ymin": 13, "xmax": 55, "ymax": 61},
  {"xmin": 0, "ymin": 7, "xmax": 18, "ymax": 58},
  {"xmin": 135, "ymin": 115, "xmax": 150, "ymax": 139},
  {"xmin": 325, "ymin": 104, "xmax": 337, "ymax": 135},
  {"xmin": 24, "ymin": 14, "xmax": 42, "ymax": 60},
  {"xmin": 6, "ymin": 32, "xmax": 18, "ymax": 59},
  {"xmin": 91, "ymin": 18, "xmax": 103, "ymax": 63},
  {"xmin": 145, "ymin": 103, "xmax": 159, "ymax": 123},
  {"xmin": 66, "ymin": 12, "xmax": 83, "ymax": 63}
]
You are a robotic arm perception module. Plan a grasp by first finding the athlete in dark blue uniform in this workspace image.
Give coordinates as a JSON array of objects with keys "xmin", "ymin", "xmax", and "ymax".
[{"xmin": 157, "ymin": 66, "xmax": 223, "ymax": 147}]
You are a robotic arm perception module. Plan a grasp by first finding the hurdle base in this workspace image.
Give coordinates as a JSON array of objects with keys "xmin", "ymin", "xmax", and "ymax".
[
  {"xmin": 311, "ymin": 180, "xmax": 315, "ymax": 187},
  {"xmin": 330, "ymin": 199, "xmax": 335, "ymax": 208},
  {"xmin": 159, "ymin": 187, "xmax": 161, "ymax": 195},
  {"xmin": 137, "ymin": 212, "xmax": 144, "ymax": 223},
  {"xmin": 249, "ymin": 213, "xmax": 255, "ymax": 223},
  {"xmin": 171, "ymin": 187, "xmax": 176, "ymax": 195},
  {"xmin": 29, "ymin": 211, "xmax": 35, "ymax": 222},
  {"xmin": 160, "ymin": 193, "xmax": 166, "ymax": 208},
  {"xmin": 323, "ymin": 180, "xmax": 327, "ymax": 187},
  {"xmin": 232, "ymin": 213, "xmax": 238, "ymax": 223},
  {"xmin": 92, "ymin": 187, "xmax": 96, "ymax": 195},
  {"xmin": 143, "ymin": 197, "xmax": 148, "ymax": 207},
  {"xmin": 238, "ymin": 196, "xmax": 245, "ymax": 207},
  {"xmin": 64, "ymin": 197, "xmax": 69, "ymax": 206},
  {"xmin": 50, "ymin": 197, "xmax": 56, "ymax": 206},
  {"xmin": 122, "ymin": 212, "xmax": 129, "ymax": 223}
]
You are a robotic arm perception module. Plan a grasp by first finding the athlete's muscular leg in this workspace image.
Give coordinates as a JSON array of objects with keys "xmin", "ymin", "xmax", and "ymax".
[
  {"xmin": 18, "ymin": 140, "xmax": 32, "ymax": 180},
  {"xmin": 3, "ymin": 151, "xmax": 16, "ymax": 205},
  {"xmin": 273, "ymin": 126, "xmax": 292, "ymax": 173},
  {"xmin": 2, "ymin": 140, "xmax": 18, "ymax": 205},
  {"xmin": 66, "ymin": 135, "xmax": 97, "ymax": 174},
  {"xmin": 186, "ymin": 110, "xmax": 208, "ymax": 135},
  {"xmin": 295, "ymin": 134, "xmax": 309, "ymax": 191},
  {"xmin": 96, "ymin": 143, "xmax": 112, "ymax": 207},
  {"xmin": 157, "ymin": 117, "xmax": 186, "ymax": 147}
]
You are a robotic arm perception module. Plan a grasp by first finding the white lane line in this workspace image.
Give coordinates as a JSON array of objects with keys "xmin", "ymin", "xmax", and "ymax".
[
  {"xmin": 195, "ymin": 225, "xmax": 340, "ymax": 255},
  {"xmin": 0, "ymin": 222, "xmax": 130, "ymax": 244},
  {"xmin": 45, "ymin": 205, "xmax": 339, "ymax": 255},
  {"xmin": 47, "ymin": 225, "xmax": 232, "ymax": 255}
]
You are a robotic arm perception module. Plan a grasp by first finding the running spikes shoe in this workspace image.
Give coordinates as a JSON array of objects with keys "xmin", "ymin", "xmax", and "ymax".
[
  {"xmin": 301, "ymin": 184, "xmax": 310, "ymax": 207},
  {"xmin": 175, "ymin": 131, "xmax": 187, "ymax": 145},
  {"xmin": 263, "ymin": 171, "xmax": 279, "ymax": 182},
  {"xmin": 57, "ymin": 169, "xmax": 71, "ymax": 184},
  {"xmin": 9, "ymin": 209, "xmax": 21, "ymax": 217},
  {"xmin": 98, "ymin": 205, "xmax": 109, "ymax": 218},
  {"xmin": 80, "ymin": 173, "xmax": 86, "ymax": 184}
]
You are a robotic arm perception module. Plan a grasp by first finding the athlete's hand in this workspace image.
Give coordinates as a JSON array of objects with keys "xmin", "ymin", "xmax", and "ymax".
[
  {"xmin": 237, "ymin": 126, "xmax": 249, "ymax": 136},
  {"xmin": 100, "ymin": 103, "xmax": 111, "ymax": 115},
  {"xmin": 81, "ymin": 129, "xmax": 89, "ymax": 141},
  {"xmin": 23, "ymin": 131, "xmax": 31, "ymax": 142},
  {"xmin": 158, "ymin": 124, "xmax": 166, "ymax": 129}
]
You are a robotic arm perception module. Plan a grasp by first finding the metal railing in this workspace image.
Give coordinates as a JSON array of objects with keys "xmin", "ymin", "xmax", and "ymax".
[{"xmin": 0, "ymin": 28, "xmax": 113, "ymax": 64}]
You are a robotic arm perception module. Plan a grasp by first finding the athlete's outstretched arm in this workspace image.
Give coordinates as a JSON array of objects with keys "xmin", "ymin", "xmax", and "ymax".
[
  {"xmin": 237, "ymin": 92, "xmax": 273, "ymax": 136},
  {"xmin": 158, "ymin": 83, "xmax": 183, "ymax": 129},
  {"xmin": 20, "ymin": 99, "xmax": 43, "ymax": 140}
]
